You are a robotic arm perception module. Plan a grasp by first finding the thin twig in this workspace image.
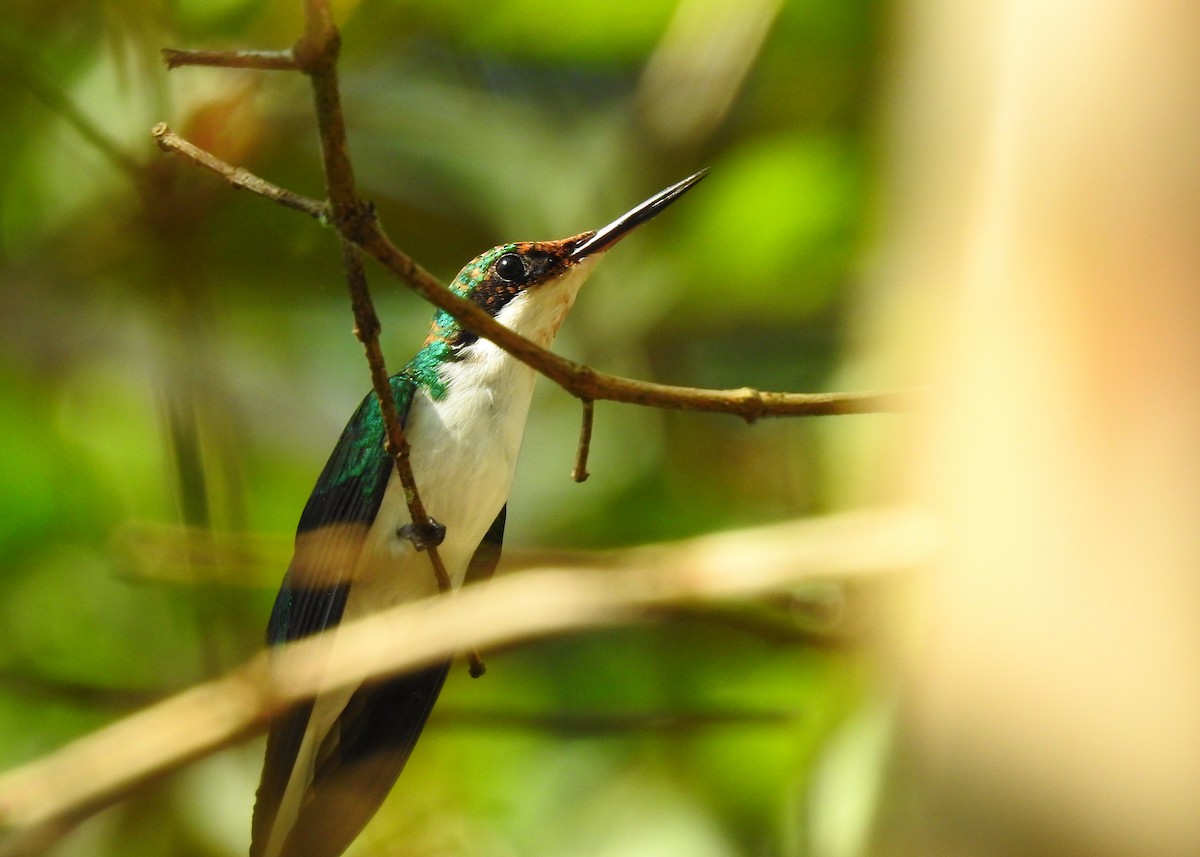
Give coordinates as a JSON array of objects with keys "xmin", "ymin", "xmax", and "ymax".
[
  {"xmin": 161, "ymin": 48, "xmax": 298, "ymax": 71},
  {"xmin": 572, "ymin": 399, "xmax": 595, "ymax": 482},
  {"xmin": 151, "ymin": 124, "xmax": 326, "ymax": 219},
  {"xmin": 0, "ymin": 508, "xmax": 936, "ymax": 852},
  {"xmin": 293, "ymin": 6, "xmax": 356, "ymax": 214}
]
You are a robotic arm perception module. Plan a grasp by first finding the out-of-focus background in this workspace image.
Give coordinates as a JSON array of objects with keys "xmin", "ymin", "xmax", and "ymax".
[{"xmin": 3, "ymin": 1, "xmax": 1200, "ymax": 856}]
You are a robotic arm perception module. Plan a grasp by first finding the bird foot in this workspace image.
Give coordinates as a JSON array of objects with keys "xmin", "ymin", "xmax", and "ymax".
[{"xmin": 397, "ymin": 517, "xmax": 447, "ymax": 552}]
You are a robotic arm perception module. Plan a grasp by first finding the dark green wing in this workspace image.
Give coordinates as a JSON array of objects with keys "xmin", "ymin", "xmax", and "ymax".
[{"xmin": 251, "ymin": 374, "xmax": 413, "ymax": 857}]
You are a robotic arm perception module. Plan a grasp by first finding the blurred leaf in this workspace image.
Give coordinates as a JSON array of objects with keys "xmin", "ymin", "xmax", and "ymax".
[{"xmin": 678, "ymin": 133, "xmax": 862, "ymax": 318}]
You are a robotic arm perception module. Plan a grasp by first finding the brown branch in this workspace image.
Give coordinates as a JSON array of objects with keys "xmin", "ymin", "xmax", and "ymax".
[
  {"xmin": 0, "ymin": 508, "xmax": 936, "ymax": 852},
  {"xmin": 356, "ymin": 223, "xmax": 920, "ymax": 419},
  {"xmin": 293, "ymin": 4, "xmax": 357, "ymax": 217},
  {"xmin": 572, "ymin": 399, "xmax": 595, "ymax": 482},
  {"xmin": 161, "ymin": 48, "xmax": 298, "ymax": 71},
  {"xmin": 153, "ymin": 121, "xmax": 914, "ymax": 420}
]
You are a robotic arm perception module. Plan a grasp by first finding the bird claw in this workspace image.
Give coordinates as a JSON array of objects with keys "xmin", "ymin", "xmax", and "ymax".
[{"xmin": 397, "ymin": 517, "xmax": 446, "ymax": 552}]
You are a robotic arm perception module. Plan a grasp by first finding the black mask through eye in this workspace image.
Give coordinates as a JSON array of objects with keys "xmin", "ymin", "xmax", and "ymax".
[{"xmin": 493, "ymin": 252, "xmax": 527, "ymax": 284}]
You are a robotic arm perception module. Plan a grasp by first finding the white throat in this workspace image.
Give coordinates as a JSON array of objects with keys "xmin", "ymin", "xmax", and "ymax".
[{"xmin": 491, "ymin": 254, "xmax": 601, "ymax": 348}]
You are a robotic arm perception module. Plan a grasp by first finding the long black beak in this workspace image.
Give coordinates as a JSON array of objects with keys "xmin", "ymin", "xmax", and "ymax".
[{"xmin": 569, "ymin": 169, "xmax": 708, "ymax": 261}]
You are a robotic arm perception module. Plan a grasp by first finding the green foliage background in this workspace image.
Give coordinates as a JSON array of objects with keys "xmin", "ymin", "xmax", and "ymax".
[{"xmin": 0, "ymin": 1, "xmax": 892, "ymax": 855}]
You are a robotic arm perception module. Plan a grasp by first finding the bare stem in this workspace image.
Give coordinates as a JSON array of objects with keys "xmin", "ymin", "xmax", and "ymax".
[
  {"xmin": 572, "ymin": 400, "xmax": 595, "ymax": 483},
  {"xmin": 161, "ymin": 48, "xmax": 298, "ymax": 71},
  {"xmin": 151, "ymin": 124, "xmax": 325, "ymax": 219}
]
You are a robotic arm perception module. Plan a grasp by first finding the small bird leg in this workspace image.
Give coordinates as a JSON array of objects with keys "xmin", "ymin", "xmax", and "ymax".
[{"xmin": 396, "ymin": 517, "xmax": 447, "ymax": 552}]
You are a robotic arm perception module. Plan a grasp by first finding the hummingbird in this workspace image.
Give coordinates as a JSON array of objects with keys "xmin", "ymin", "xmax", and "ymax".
[{"xmin": 248, "ymin": 170, "xmax": 707, "ymax": 857}]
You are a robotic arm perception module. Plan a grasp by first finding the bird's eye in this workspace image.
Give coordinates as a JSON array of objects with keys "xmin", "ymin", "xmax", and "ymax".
[{"xmin": 494, "ymin": 253, "xmax": 526, "ymax": 284}]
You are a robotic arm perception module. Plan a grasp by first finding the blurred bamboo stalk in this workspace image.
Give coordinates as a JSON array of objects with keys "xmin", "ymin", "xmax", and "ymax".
[{"xmin": 870, "ymin": 1, "xmax": 1200, "ymax": 855}]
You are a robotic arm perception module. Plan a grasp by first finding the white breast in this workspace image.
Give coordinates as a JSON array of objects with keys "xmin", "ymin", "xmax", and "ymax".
[
  {"xmin": 347, "ymin": 348, "xmax": 535, "ymax": 612},
  {"xmin": 348, "ymin": 254, "xmax": 601, "ymax": 608}
]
